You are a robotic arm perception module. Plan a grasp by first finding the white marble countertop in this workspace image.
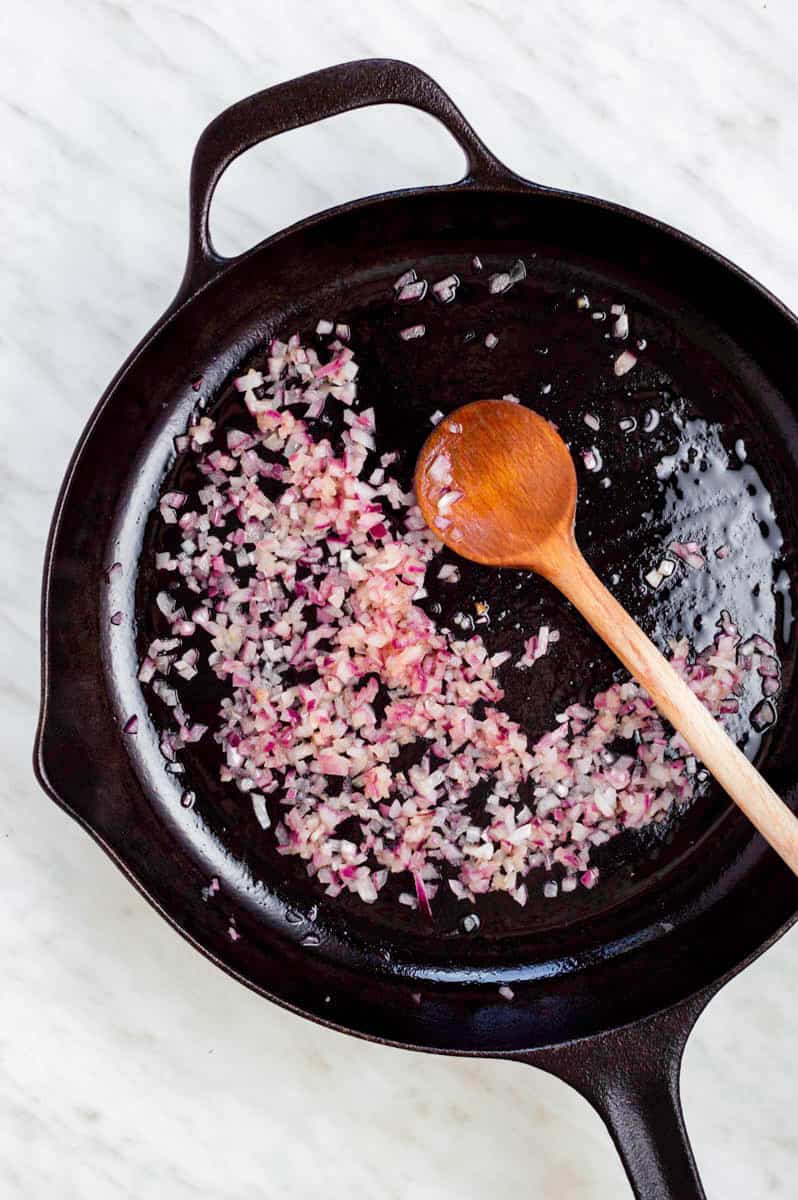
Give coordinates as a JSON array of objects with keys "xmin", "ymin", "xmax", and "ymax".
[{"xmin": 3, "ymin": 1, "xmax": 798, "ymax": 1196}]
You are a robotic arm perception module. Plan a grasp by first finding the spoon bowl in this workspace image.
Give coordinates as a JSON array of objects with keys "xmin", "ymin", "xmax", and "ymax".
[{"xmin": 415, "ymin": 399, "xmax": 577, "ymax": 572}]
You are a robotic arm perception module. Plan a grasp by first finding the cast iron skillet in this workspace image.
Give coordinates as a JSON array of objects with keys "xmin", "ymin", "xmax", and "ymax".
[{"xmin": 35, "ymin": 59, "xmax": 798, "ymax": 1199}]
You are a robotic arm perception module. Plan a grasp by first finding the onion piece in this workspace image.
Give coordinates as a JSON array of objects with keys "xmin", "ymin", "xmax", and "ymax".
[
  {"xmin": 751, "ymin": 699, "xmax": 777, "ymax": 731},
  {"xmin": 609, "ymin": 312, "xmax": 628, "ymax": 340},
  {"xmin": 397, "ymin": 280, "xmax": 428, "ymax": 303},
  {"xmin": 614, "ymin": 350, "xmax": 638, "ymax": 377},
  {"xmin": 432, "ymin": 274, "xmax": 460, "ymax": 303},
  {"xmin": 252, "ymin": 793, "xmax": 271, "ymax": 829},
  {"xmin": 669, "ymin": 540, "xmax": 706, "ymax": 570},
  {"xmin": 394, "ymin": 268, "xmax": 417, "ymax": 290},
  {"xmin": 413, "ymin": 871, "xmax": 433, "ymax": 919},
  {"xmin": 488, "ymin": 272, "xmax": 511, "ymax": 294},
  {"xmin": 428, "ymin": 452, "xmax": 452, "ymax": 486},
  {"xmin": 437, "ymin": 490, "xmax": 463, "ymax": 513},
  {"xmin": 581, "ymin": 446, "xmax": 603, "ymax": 473}
]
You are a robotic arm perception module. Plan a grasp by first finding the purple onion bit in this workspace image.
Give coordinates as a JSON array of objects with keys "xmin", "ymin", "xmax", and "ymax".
[
  {"xmin": 412, "ymin": 870, "xmax": 433, "ymax": 920},
  {"xmin": 396, "ymin": 280, "xmax": 428, "ymax": 303},
  {"xmin": 123, "ymin": 715, "xmax": 139, "ymax": 735},
  {"xmin": 750, "ymin": 699, "xmax": 777, "ymax": 732},
  {"xmin": 432, "ymin": 274, "xmax": 460, "ymax": 304},
  {"xmin": 399, "ymin": 324, "xmax": 425, "ymax": 341}
]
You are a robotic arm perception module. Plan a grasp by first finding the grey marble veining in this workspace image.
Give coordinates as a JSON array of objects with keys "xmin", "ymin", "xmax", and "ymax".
[{"xmin": 2, "ymin": 1, "xmax": 797, "ymax": 1196}]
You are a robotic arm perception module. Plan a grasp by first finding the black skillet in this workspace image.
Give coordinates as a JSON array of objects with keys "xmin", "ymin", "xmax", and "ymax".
[{"xmin": 35, "ymin": 59, "xmax": 798, "ymax": 1198}]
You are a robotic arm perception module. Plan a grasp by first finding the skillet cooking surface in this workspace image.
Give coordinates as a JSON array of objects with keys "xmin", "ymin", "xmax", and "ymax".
[{"xmin": 105, "ymin": 190, "xmax": 798, "ymax": 996}]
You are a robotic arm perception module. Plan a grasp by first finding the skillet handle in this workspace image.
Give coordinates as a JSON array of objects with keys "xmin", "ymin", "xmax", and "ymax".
[
  {"xmin": 177, "ymin": 57, "xmax": 524, "ymax": 303},
  {"xmin": 516, "ymin": 990, "xmax": 715, "ymax": 1199}
]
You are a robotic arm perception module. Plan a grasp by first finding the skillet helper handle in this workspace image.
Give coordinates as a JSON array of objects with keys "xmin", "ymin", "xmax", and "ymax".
[
  {"xmin": 178, "ymin": 57, "xmax": 520, "ymax": 302},
  {"xmin": 518, "ymin": 993, "xmax": 712, "ymax": 1200}
]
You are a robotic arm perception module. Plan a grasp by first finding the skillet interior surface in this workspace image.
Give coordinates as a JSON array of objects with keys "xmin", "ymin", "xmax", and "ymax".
[{"xmin": 39, "ymin": 185, "xmax": 798, "ymax": 1052}]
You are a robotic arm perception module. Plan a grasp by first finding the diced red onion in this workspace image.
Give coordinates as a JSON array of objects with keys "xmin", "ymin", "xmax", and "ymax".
[
  {"xmin": 489, "ymin": 273, "xmax": 511, "ymax": 294},
  {"xmin": 518, "ymin": 625, "xmax": 559, "ymax": 667},
  {"xmin": 428, "ymin": 452, "xmax": 452, "ymax": 486},
  {"xmin": 437, "ymin": 490, "xmax": 463, "ymax": 513},
  {"xmin": 432, "ymin": 275, "xmax": 459, "ymax": 303},
  {"xmin": 397, "ymin": 280, "xmax": 428, "ymax": 303},
  {"xmin": 234, "ymin": 369, "xmax": 264, "ymax": 392},
  {"xmin": 413, "ymin": 871, "xmax": 433, "ymax": 919},
  {"xmin": 581, "ymin": 446, "xmax": 603, "ymax": 473},
  {"xmin": 252, "ymin": 793, "xmax": 271, "ymax": 829},
  {"xmin": 614, "ymin": 350, "xmax": 637, "ymax": 377},
  {"xmin": 612, "ymin": 312, "xmax": 630, "ymax": 340},
  {"xmin": 669, "ymin": 540, "xmax": 706, "ymax": 570},
  {"xmin": 394, "ymin": 268, "xmax": 417, "ymax": 290},
  {"xmin": 751, "ymin": 699, "xmax": 777, "ymax": 731}
]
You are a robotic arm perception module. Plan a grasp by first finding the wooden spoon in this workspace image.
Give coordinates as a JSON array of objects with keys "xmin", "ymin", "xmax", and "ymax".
[{"xmin": 415, "ymin": 398, "xmax": 798, "ymax": 874}]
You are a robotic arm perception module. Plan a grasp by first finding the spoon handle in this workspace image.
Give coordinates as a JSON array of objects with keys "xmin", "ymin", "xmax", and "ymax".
[{"xmin": 552, "ymin": 542, "xmax": 798, "ymax": 875}]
